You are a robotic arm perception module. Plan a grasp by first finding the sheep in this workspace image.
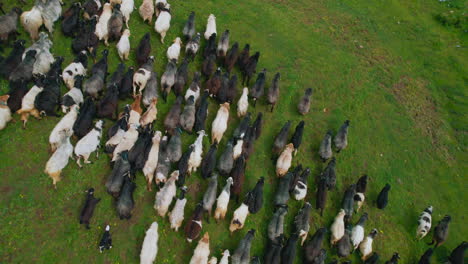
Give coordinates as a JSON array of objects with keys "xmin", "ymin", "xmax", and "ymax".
[
  {"xmin": 266, "ymin": 72, "xmax": 281, "ymax": 111},
  {"xmin": 112, "ymin": 124, "xmax": 139, "ymax": 161},
  {"xmin": 272, "ymin": 121, "xmax": 291, "ymax": 155},
  {"xmin": 214, "ymin": 177, "xmax": 233, "ymax": 222},
  {"xmin": 429, "ymin": 215, "xmax": 451, "ymax": 248},
  {"xmin": 117, "ymin": 29, "xmax": 131, "ymax": 60},
  {"xmin": 16, "ymin": 79, "xmax": 44, "ymax": 127},
  {"xmin": 236, "ymin": 87, "xmax": 249, "ymax": 118},
  {"xmin": 73, "ymin": 98, "xmax": 97, "ymax": 139},
  {"xmin": 142, "ymin": 131, "xmax": 162, "ymax": 190},
  {"xmin": 155, "ymin": 0, "xmax": 168, "ymax": 16},
  {"xmin": 183, "ymin": 11, "xmax": 196, "ymax": 40},
  {"xmin": 189, "ymin": 232, "xmax": 210, "ymax": 264},
  {"xmin": 105, "ymin": 107, "xmax": 130, "ymax": 153},
  {"xmin": 217, "ymin": 140, "xmax": 234, "ymax": 175},
  {"xmin": 120, "ymin": 0, "xmax": 134, "ymax": 27},
  {"xmin": 229, "ymin": 200, "xmax": 249, "ymax": 234},
  {"xmin": 83, "ymin": 17, "xmax": 100, "ymax": 58},
  {"xmin": 186, "ymin": 33, "xmax": 201, "ymax": 60},
  {"xmin": 249, "ymin": 69, "xmax": 266, "ymax": 106},
  {"xmin": 217, "ymin": 30, "xmax": 230, "ymax": 58},
  {"xmin": 120, "ymin": 67, "xmax": 134, "ymax": 99},
  {"xmin": 342, "ymin": 184, "xmax": 356, "ymax": 219},
  {"xmin": 202, "ymin": 53, "xmax": 217, "ymax": 79},
  {"xmin": 211, "ymin": 103, "xmax": 230, "ymax": 143},
  {"xmin": 242, "ymin": 52, "xmax": 260, "ymax": 86},
  {"xmin": 154, "ymin": 170, "xmax": 179, "ymax": 217},
  {"xmin": 385, "ymin": 253, "xmax": 400, "ymax": 264},
  {"xmin": 155, "ymin": 136, "xmax": 170, "ymax": 185},
  {"xmin": 34, "ymin": 61, "xmax": 63, "ymax": 118},
  {"xmin": 74, "ymin": 120, "xmax": 103, "ymax": 167},
  {"xmin": 169, "ymin": 187, "xmax": 188, "ymax": 231},
  {"xmin": 231, "ymin": 229, "xmax": 255, "ymax": 264},
  {"xmin": 61, "ymin": 3, "xmax": 81, "ymax": 37},
  {"xmin": 99, "ymin": 225, "xmax": 112, "ymax": 253},
  {"xmin": 142, "ymin": 72, "xmax": 158, "ymax": 108},
  {"xmin": 174, "ymin": 58, "xmax": 190, "ymax": 97},
  {"xmin": 310, "ymin": 249, "xmax": 327, "ymax": 264},
  {"xmin": 128, "ymin": 94, "xmax": 143, "ymax": 127},
  {"xmin": 82, "ymin": 0, "xmax": 101, "ymax": 20},
  {"xmin": 334, "ymin": 120, "xmax": 350, "ymax": 152},
  {"xmin": 251, "ymin": 112, "xmax": 263, "ymax": 140},
  {"xmin": 164, "ymin": 96, "xmax": 183, "ymax": 134},
  {"xmin": 416, "ymin": 206, "xmax": 433, "ymax": 240},
  {"xmin": 355, "ymin": 174, "xmax": 368, "ymax": 212},
  {"xmin": 96, "ymin": 84, "xmax": 119, "ymax": 120},
  {"xmin": 376, "ymin": 183, "xmax": 391, "ymax": 209},
  {"xmin": 292, "ymin": 167, "xmax": 310, "ymax": 201},
  {"xmin": 448, "ymin": 241, "xmax": 468, "ymax": 264},
  {"xmin": 330, "ymin": 209, "xmax": 346, "ymax": 245},
  {"xmin": 140, "ymin": 222, "xmax": 159, "ymax": 264},
  {"xmin": 154, "ymin": 5, "xmax": 171, "ymax": 43},
  {"xmin": 62, "ymin": 51, "xmax": 88, "ymax": 89},
  {"xmin": 206, "ymin": 68, "xmax": 222, "ymax": 96},
  {"xmin": 106, "ymin": 151, "xmax": 131, "ymax": 197},
  {"xmin": 246, "ymin": 177, "xmax": 264, "ymax": 214},
  {"xmin": 140, "ymin": 99, "xmax": 158, "ymax": 128},
  {"xmin": 233, "ymin": 113, "xmax": 250, "ymax": 140},
  {"xmin": 294, "ymin": 202, "xmax": 311, "ymax": 245},
  {"xmin": 166, "ymin": 128, "xmax": 182, "ymax": 162},
  {"xmin": 298, "ymin": 88, "xmax": 313, "ymax": 115},
  {"xmin": 185, "ymin": 73, "xmax": 201, "ymax": 103},
  {"xmin": 241, "ymin": 126, "xmax": 256, "ymax": 160},
  {"xmin": 304, "ymin": 227, "xmax": 327, "ymax": 262},
  {"xmin": 351, "ymin": 213, "xmax": 368, "ymax": 250},
  {"xmin": 276, "ymin": 143, "xmax": 294, "ymax": 177},
  {"xmin": 268, "ymin": 206, "xmax": 288, "ymax": 241},
  {"xmin": 9, "ymin": 50, "xmax": 36, "ymax": 83},
  {"xmin": 274, "ymin": 171, "xmax": 293, "ymax": 206},
  {"xmin": 219, "ymin": 250, "xmax": 230, "ymax": 264},
  {"xmin": 139, "ymin": 0, "xmax": 154, "ymax": 24},
  {"xmin": 201, "ymin": 143, "xmax": 217, "ymax": 179},
  {"xmin": 36, "ymin": 0, "xmax": 62, "ymax": 33},
  {"xmin": 49, "ymin": 105, "xmax": 79, "ymax": 151},
  {"xmin": 0, "ymin": 95, "xmax": 12, "ymax": 130},
  {"xmin": 0, "ymin": 7, "xmax": 21, "ymax": 42},
  {"xmin": 321, "ymin": 157, "xmax": 336, "ymax": 190},
  {"xmin": 128, "ymin": 127, "xmax": 153, "ymax": 170},
  {"xmin": 133, "ymin": 56, "xmax": 155, "ymax": 96},
  {"xmin": 160, "ymin": 59, "xmax": 177, "ymax": 101},
  {"xmin": 281, "ymin": 233, "xmax": 299, "ymax": 264},
  {"xmin": 336, "ymin": 224, "xmax": 352, "ymax": 257},
  {"xmin": 84, "ymin": 50, "xmax": 109, "ymax": 99},
  {"xmin": 188, "ymin": 130, "xmax": 206, "ymax": 174},
  {"xmin": 204, "ymin": 14, "xmax": 216, "ymax": 40},
  {"xmin": 185, "ymin": 202, "xmax": 204, "ymax": 242},
  {"xmin": 180, "ymin": 96, "xmax": 196, "ymax": 132},
  {"xmin": 230, "ymin": 155, "xmax": 246, "ymax": 202},
  {"xmin": 79, "ymin": 188, "xmax": 101, "ymax": 229},
  {"xmin": 95, "ymin": 3, "xmax": 112, "ymax": 45},
  {"xmin": 7, "ymin": 80, "xmax": 28, "ymax": 118},
  {"xmin": 418, "ymin": 249, "xmax": 433, "ymax": 264},
  {"xmin": 237, "ymin": 44, "xmax": 250, "ymax": 71},
  {"xmin": 0, "ymin": 39, "xmax": 25, "ymax": 79},
  {"xmin": 202, "ymin": 173, "xmax": 218, "ymax": 221},
  {"xmin": 44, "ymin": 131, "xmax": 74, "ymax": 187},
  {"xmin": 177, "ymin": 146, "xmax": 193, "ymax": 186},
  {"xmin": 20, "ymin": 6, "xmax": 43, "ymax": 40},
  {"xmin": 167, "ymin": 37, "xmax": 182, "ymax": 62},
  {"xmin": 318, "ymin": 130, "xmax": 333, "ymax": 162},
  {"xmin": 116, "ymin": 174, "xmax": 136, "ymax": 219},
  {"xmin": 359, "ymin": 229, "xmax": 378, "ymax": 260},
  {"xmin": 224, "ymin": 42, "xmax": 239, "ymax": 73},
  {"xmin": 291, "ymin": 120, "xmax": 305, "ymax": 155},
  {"xmin": 364, "ymin": 253, "xmax": 380, "ymax": 264},
  {"xmin": 264, "ymin": 235, "xmax": 284, "ymax": 264},
  {"xmin": 136, "ymin": 33, "xmax": 151, "ymax": 66}
]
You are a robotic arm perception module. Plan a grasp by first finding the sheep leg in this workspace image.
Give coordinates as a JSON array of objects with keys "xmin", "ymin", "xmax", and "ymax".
[
  {"xmin": 84, "ymin": 154, "xmax": 91, "ymax": 164},
  {"xmin": 205, "ymin": 210, "xmax": 210, "ymax": 223},
  {"xmin": 96, "ymin": 150, "xmax": 99, "ymax": 159},
  {"xmin": 76, "ymin": 157, "xmax": 82, "ymax": 168},
  {"xmin": 270, "ymin": 104, "xmax": 275, "ymax": 112}
]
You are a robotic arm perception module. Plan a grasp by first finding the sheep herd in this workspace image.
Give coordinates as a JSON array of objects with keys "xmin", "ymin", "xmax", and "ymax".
[{"xmin": 0, "ymin": 0, "xmax": 465, "ymax": 263}]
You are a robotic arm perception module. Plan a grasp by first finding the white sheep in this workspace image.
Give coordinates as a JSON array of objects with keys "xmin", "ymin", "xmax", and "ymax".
[
  {"xmin": 140, "ymin": 222, "xmax": 159, "ymax": 264},
  {"xmin": 17, "ymin": 84, "xmax": 43, "ymax": 127},
  {"xmin": 211, "ymin": 103, "xmax": 230, "ymax": 144},
  {"xmin": 293, "ymin": 181, "xmax": 307, "ymax": 201},
  {"xmin": 276, "ymin": 143, "xmax": 294, "ymax": 177},
  {"xmin": 154, "ymin": 4, "xmax": 171, "ymax": 43},
  {"xmin": 45, "ymin": 130, "xmax": 74, "ymax": 188},
  {"xmin": 208, "ymin": 257, "xmax": 217, "ymax": 264},
  {"xmin": 359, "ymin": 229, "xmax": 378, "ymax": 260},
  {"xmin": 120, "ymin": 0, "xmax": 134, "ymax": 27},
  {"xmin": 154, "ymin": 170, "xmax": 179, "ymax": 217},
  {"xmin": 142, "ymin": 131, "xmax": 162, "ymax": 191},
  {"xmin": 219, "ymin": 250, "xmax": 230, "ymax": 264},
  {"xmin": 112, "ymin": 124, "xmax": 139, "ymax": 161},
  {"xmin": 232, "ymin": 139, "xmax": 243, "ymax": 160},
  {"xmin": 139, "ymin": 0, "xmax": 154, "ymax": 24},
  {"xmin": 167, "ymin": 37, "xmax": 182, "ymax": 62},
  {"xmin": 62, "ymin": 52, "xmax": 87, "ymax": 89},
  {"xmin": 229, "ymin": 202, "xmax": 249, "ymax": 234},
  {"xmin": 169, "ymin": 187, "xmax": 187, "ymax": 231},
  {"xmin": 95, "ymin": 3, "xmax": 113, "ymax": 45},
  {"xmin": 189, "ymin": 233, "xmax": 210, "ymax": 264},
  {"xmin": 188, "ymin": 130, "xmax": 206, "ymax": 174},
  {"xmin": 133, "ymin": 60, "xmax": 153, "ymax": 95},
  {"xmin": 49, "ymin": 105, "xmax": 79, "ymax": 152},
  {"xmin": 20, "ymin": 6, "xmax": 43, "ymax": 40},
  {"xmin": 330, "ymin": 209, "xmax": 346, "ymax": 245},
  {"xmin": 204, "ymin": 14, "xmax": 216, "ymax": 40},
  {"xmin": 237, "ymin": 87, "xmax": 249, "ymax": 118},
  {"xmin": 214, "ymin": 177, "xmax": 233, "ymax": 221},
  {"xmin": 74, "ymin": 120, "xmax": 103, "ymax": 167},
  {"xmin": 61, "ymin": 82, "xmax": 84, "ymax": 114},
  {"xmin": 117, "ymin": 29, "xmax": 131, "ymax": 60},
  {"xmin": 0, "ymin": 95, "xmax": 12, "ymax": 130}
]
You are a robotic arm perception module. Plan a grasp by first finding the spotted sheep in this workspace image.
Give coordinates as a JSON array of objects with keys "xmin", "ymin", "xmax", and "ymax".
[{"xmin": 416, "ymin": 206, "xmax": 433, "ymax": 240}]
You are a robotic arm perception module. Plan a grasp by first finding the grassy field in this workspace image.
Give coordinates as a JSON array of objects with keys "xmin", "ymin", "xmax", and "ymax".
[{"xmin": 0, "ymin": 0, "xmax": 467, "ymax": 263}]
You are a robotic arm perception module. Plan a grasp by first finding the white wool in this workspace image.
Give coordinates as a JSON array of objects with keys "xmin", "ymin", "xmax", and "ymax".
[
  {"xmin": 37, "ymin": 0, "xmax": 61, "ymax": 33},
  {"xmin": 143, "ymin": 131, "xmax": 162, "ymax": 186},
  {"xmin": 355, "ymin": 192, "xmax": 365, "ymax": 212},
  {"xmin": 140, "ymin": 100, "xmax": 157, "ymax": 127},
  {"xmin": 63, "ymin": 61, "xmax": 87, "ymax": 89},
  {"xmin": 237, "ymin": 87, "xmax": 249, "ymax": 118},
  {"xmin": 359, "ymin": 236, "xmax": 374, "ymax": 260},
  {"xmin": 211, "ymin": 103, "xmax": 229, "ymax": 144},
  {"xmin": 276, "ymin": 144, "xmax": 294, "ymax": 176},
  {"xmin": 133, "ymin": 68, "xmax": 151, "ymax": 95},
  {"xmin": 32, "ymin": 47, "xmax": 54, "ymax": 75},
  {"xmin": 139, "ymin": 0, "xmax": 154, "ymax": 23},
  {"xmin": 74, "ymin": 120, "xmax": 103, "ymax": 163},
  {"xmin": 95, "ymin": 3, "xmax": 113, "ymax": 45},
  {"xmin": 112, "ymin": 125, "xmax": 139, "ymax": 161},
  {"xmin": 232, "ymin": 139, "xmax": 243, "ymax": 160},
  {"xmin": 229, "ymin": 203, "xmax": 249, "ymax": 233},
  {"xmin": 61, "ymin": 88, "xmax": 84, "ymax": 113},
  {"xmin": 189, "ymin": 234, "xmax": 210, "ymax": 264},
  {"xmin": 214, "ymin": 178, "xmax": 233, "ymax": 221},
  {"xmin": 293, "ymin": 181, "xmax": 307, "ymax": 201},
  {"xmin": 105, "ymin": 128, "xmax": 125, "ymax": 149},
  {"xmin": 169, "ymin": 196, "xmax": 187, "ymax": 231},
  {"xmin": 219, "ymin": 250, "xmax": 230, "ymax": 264},
  {"xmin": 208, "ymin": 257, "xmax": 217, "ymax": 264},
  {"xmin": 45, "ymin": 134, "xmax": 73, "ymax": 184},
  {"xmin": 185, "ymin": 85, "xmax": 200, "ymax": 102},
  {"xmin": 330, "ymin": 209, "xmax": 346, "ymax": 245},
  {"xmin": 120, "ymin": 0, "xmax": 134, "ymax": 27},
  {"xmin": 20, "ymin": 85, "xmax": 43, "ymax": 112},
  {"xmin": 128, "ymin": 110, "xmax": 141, "ymax": 127},
  {"xmin": 20, "ymin": 6, "xmax": 43, "ymax": 40},
  {"xmin": 351, "ymin": 225, "xmax": 364, "ymax": 250},
  {"xmin": 49, "ymin": 105, "xmax": 79, "ymax": 151},
  {"xmin": 204, "ymin": 14, "xmax": 216, "ymax": 40},
  {"xmin": 154, "ymin": 10, "xmax": 171, "ymax": 43},
  {"xmin": 416, "ymin": 208, "xmax": 432, "ymax": 239},
  {"xmin": 117, "ymin": 29, "xmax": 131, "ymax": 60},
  {"xmin": 154, "ymin": 171, "xmax": 179, "ymax": 217},
  {"xmin": 166, "ymin": 38, "xmax": 181, "ymax": 62},
  {"xmin": 140, "ymin": 222, "xmax": 159, "ymax": 264},
  {"xmin": 0, "ymin": 107, "xmax": 12, "ymax": 130},
  {"xmin": 188, "ymin": 131, "xmax": 205, "ymax": 174}
]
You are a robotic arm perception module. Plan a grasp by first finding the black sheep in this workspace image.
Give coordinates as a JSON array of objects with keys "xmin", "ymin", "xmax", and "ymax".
[
  {"xmin": 186, "ymin": 33, "xmax": 201, "ymax": 61},
  {"xmin": 237, "ymin": 44, "xmax": 250, "ymax": 75},
  {"xmin": 34, "ymin": 77, "xmax": 61, "ymax": 117},
  {"xmin": 272, "ymin": 120, "xmax": 292, "ymax": 156},
  {"xmin": 107, "ymin": 4, "xmax": 123, "ymax": 42},
  {"xmin": 83, "ymin": 0, "xmax": 101, "ymax": 19},
  {"xmin": 84, "ymin": 17, "xmax": 99, "ymax": 58},
  {"xmin": 294, "ymin": 202, "xmax": 312, "ymax": 245},
  {"xmin": 252, "ymin": 112, "xmax": 263, "ymax": 140},
  {"xmin": 376, "ymin": 183, "xmax": 391, "ymax": 209},
  {"xmin": 216, "ymin": 72, "xmax": 230, "ymax": 103},
  {"xmin": 202, "ymin": 53, "xmax": 217, "ymax": 80},
  {"xmin": 316, "ymin": 177, "xmax": 328, "ymax": 216},
  {"xmin": 79, "ymin": 188, "xmax": 101, "ymax": 229},
  {"xmin": 0, "ymin": 39, "xmax": 25, "ymax": 79},
  {"xmin": 61, "ymin": 3, "xmax": 81, "ymax": 37},
  {"xmin": 231, "ymin": 229, "xmax": 255, "ymax": 264},
  {"xmin": 71, "ymin": 19, "xmax": 89, "ymax": 54},
  {"xmin": 73, "ymin": 97, "xmax": 97, "ymax": 138},
  {"xmin": 304, "ymin": 227, "xmax": 327, "ymax": 262},
  {"xmin": 249, "ymin": 68, "xmax": 266, "ymax": 106},
  {"xmin": 128, "ymin": 127, "xmax": 152, "ymax": 171},
  {"xmin": 98, "ymin": 225, "xmax": 112, "ymax": 252},
  {"xmin": 218, "ymin": 139, "xmax": 234, "ymax": 175},
  {"xmin": 264, "ymin": 235, "xmax": 284, "ymax": 264},
  {"xmin": 298, "ymin": 88, "xmax": 313, "ymax": 115},
  {"xmin": 119, "ymin": 67, "xmax": 134, "ymax": 99},
  {"xmin": 321, "ymin": 157, "xmax": 337, "ymax": 190},
  {"xmin": 173, "ymin": 58, "xmax": 189, "ymax": 97},
  {"xmin": 107, "ymin": 105, "xmax": 129, "ymax": 139},
  {"xmin": 230, "ymin": 155, "xmax": 246, "ymax": 202},
  {"xmin": 267, "ymin": 72, "xmax": 281, "ymax": 111},
  {"xmin": 84, "ymin": 50, "xmax": 109, "ymax": 99},
  {"xmin": 365, "ymin": 253, "xmax": 380, "ymax": 264},
  {"xmin": 291, "ymin": 120, "xmax": 305, "ymax": 154},
  {"xmin": 241, "ymin": 125, "xmax": 256, "ymax": 160},
  {"xmin": 448, "ymin": 241, "xmax": 467, "ymax": 264},
  {"xmin": 233, "ymin": 112, "xmax": 251, "ymax": 140},
  {"xmin": 116, "ymin": 175, "xmax": 136, "ymax": 220},
  {"xmin": 274, "ymin": 171, "xmax": 293, "ymax": 206},
  {"xmin": 243, "ymin": 52, "xmax": 260, "ymax": 86},
  {"xmin": 194, "ymin": 92, "xmax": 209, "ymax": 132},
  {"xmin": 97, "ymin": 84, "xmax": 119, "ymax": 119},
  {"xmin": 335, "ymin": 120, "xmax": 350, "ymax": 152},
  {"xmin": 336, "ymin": 224, "xmax": 352, "ymax": 257},
  {"xmin": 203, "ymin": 33, "xmax": 217, "ymax": 58},
  {"xmin": 107, "ymin": 63, "xmax": 126, "ymax": 90},
  {"xmin": 184, "ymin": 202, "xmax": 204, "ymax": 242},
  {"xmin": 167, "ymin": 128, "xmax": 183, "ymax": 163},
  {"xmin": 179, "ymin": 95, "xmax": 196, "ymax": 132},
  {"xmin": 62, "ymin": 75, "xmax": 84, "ymax": 112},
  {"xmin": 342, "ymin": 184, "xmax": 356, "ymax": 219},
  {"xmin": 225, "ymin": 42, "xmax": 239, "ymax": 73},
  {"xmin": 418, "ymin": 248, "xmax": 433, "ymax": 264},
  {"xmin": 206, "ymin": 68, "xmax": 222, "ymax": 97},
  {"xmin": 289, "ymin": 165, "xmax": 304, "ymax": 193},
  {"xmin": 177, "ymin": 145, "xmax": 193, "ymax": 186},
  {"xmin": 429, "ymin": 215, "xmax": 451, "ymax": 248},
  {"xmin": 7, "ymin": 79, "xmax": 28, "ymax": 113},
  {"xmin": 201, "ymin": 143, "xmax": 217, "ymax": 179},
  {"xmin": 385, "ymin": 253, "xmax": 400, "ymax": 264},
  {"xmin": 136, "ymin": 33, "xmax": 151, "ymax": 67},
  {"xmin": 9, "ymin": 50, "xmax": 36, "ymax": 83},
  {"xmin": 319, "ymin": 130, "xmax": 333, "ymax": 162},
  {"xmin": 164, "ymin": 96, "xmax": 183, "ymax": 135},
  {"xmin": 182, "ymin": 11, "xmax": 196, "ymax": 41},
  {"xmin": 247, "ymin": 177, "xmax": 264, "ymax": 214},
  {"xmin": 292, "ymin": 167, "xmax": 310, "ymax": 201},
  {"xmin": 281, "ymin": 233, "xmax": 299, "ymax": 264},
  {"xmin": 356, "ymin": 174, "xmax": 368, "ymax": 193},
  {"xmin": 105, "ymin": 151, "xmax": 131, "ymax": 198},
  {"xmin": 226, "ymin": 74, "xmax": 238, "ymax": 104}
]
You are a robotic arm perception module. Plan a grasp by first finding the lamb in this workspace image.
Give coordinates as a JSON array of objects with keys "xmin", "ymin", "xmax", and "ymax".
[
  {"xmin": 359, "ymin": 228, "xmax": 378, "ymax": 260},
  {"xmin": 36, "ymin": 0, "xmax": 62, "ymax": 33},
  {"xmin": 136, "ymin": 33, "xmax": 151, "ymax": 66},
  {"xmin": 163, "ymin": 96, "xmax": 183, "ymax": 134},
  {"xmin": 272, "ymin": 121, "xmax": 291, "ymax": 156},
  {"xmin": 214, "ymin": 177, "xmax": 233, "ymax": 222},
  {"xmin": 9, "ymin": 50, "xmax": 36, "ymax": 83},
  {"xmin": 61, "ymin": 3, "xmax": 81, "ymax": 37},
  {"xmin": 44, "ymin": 130, "xmax": 74, "ymax": 187},
  {"xmin": 231, "ymin": 229, "xmax": 255, "ymax": 264},
  {"xmin": 225, "ymin": 42, "xmax": 239, "ymax": 73},
  {"xmin": 217, "ymin": 139, "xmax": 234, "ymax": 175},
  {"xmin": 183, "ymin": 11, "xmax": 196, "ymax": 41},
  {"xmin": 20, "ymin": 6, "xmax": 43, "ymax": 40},
  {"xmin": 154, "ymin": 170, "xmax": 179, "ymax": 217},
  {"xmin": 330, "ymin": 209, "xmax": 346, "ymax": 245},
  {"xmin": 0, "ymin": 95, "xmax": 12, "ymax": 130},
  {"xmin": 167, "ymin": 37, "xmax": 182, "ymax": 62},
  {"xmin": 280, "ymin": 233, "xmax": 299, "ymax": 264},
  {"xmin": 448, "ymin": 241, "xmax": 468, "ymax": 264},
  {"xmin": 217, "ymin": 30, "xmax": 230, "ymax": 58},
  {"xmin": 116, "ymin": 175, "xmax": 136, "ymax": 219},
  {"xmin": 98, "ymin": 225, "xmax": 112, "ymax": 252},
  {"xmin": 242, "ymin": 52, "xmax": 260, "ymax": 86},
  {"xmin": 351, "ymin": 213, "xmax": 368, "ymax": 249},
  {"xmin": 180, "ymin": 96, "xmax": 196, "ymax": 132},
  {"xmin": 112, "ymin": 124, "xmax": 139, "ymax": 162},
  {"xmin": 160, "ymin": 59, "xmax": 177, "ymax": 101},
  {"xmin": 120, "ymin": 0, "xmax": 134, "ymax": 27},
  {"xmin": 336, "ymin": 224, "xmax": 352, "ymax": 257},
  {"xmin": 95, "ymin": 3, "xmax": 113, "ymax": 45},
  {"xmin": 62, "ymin": 51, "xmax": 88, "ymax": 89},
  {"xmin": 133, "ymin": 56, "xmax": 155, "ymax": 95},
  {"xmin": 292, "ymin": 167, "xmax": 310, "ymax": 201},
  {"xmin": 204, "ymin": 14, "xmax": 216, "ymax": 40},
  {"xmin": 169, "ymin": 187, "xmax": 188, "ymax": 231},
  {"xmin": 230, "ymin": 155, "xmax": 246, "ymax": 202},
  {"xmin": 79, "ymin": 188, "xmax": 101, "ymax": 229},
  {"xmin": 319, "ymin": 131, "xmax": 333, "ymax": 162},
  {"xmin": 342, "ymin": 184, "xmax": 356, "ymax": 219},
  {"xmin": 274, "ymin": 171, "xmax": 293, "ymax": 206},
  {"xmin": 142, "ymin": 72, "xmax": 158, "ymax": 108},
  {"xmin": 73, "ymin": 98, "xmax": 97, "ymax": 139},
  {"xmin": 321, "ymin": 157, "xmax": 336, "ymax": 190},
  {"xmin": 304, "ymin": 227, "xmax": 327, "ymax": 262},
  {"xmin": 249, "ymin": 69, "xmax": 266, "ymax": 106},
  {"xmin": 117, "ymin": 29, "xmax": 131, "ymax": 60},
  {"xmin": 268, "ymin": 206, "xmax": 287, "ymax": 241},
  {"xmin": 267, "ymin": 72, "xmax": 281, "ymax": 111},
  {"xmin": 0, "ymin": 7, "xmax": 21, "ymax": 42},
  {"xmin": 276, "ymin": 143, "xmax": 294, "ymax": 177},
  {"xmin": 376, "ymin": 183, "xmax": 391, "ymax": 209},
  {"xmin": 49, "ymin": 105, "xmax": 79, "ymax": 152},
  {"xmin": 97, "ymin": 84, "xmax": 119, "ymax": 120},
  {"xmin": 142, "ymin": 131, "xmax": 161, "ymax": 190},
  {"xmin": 0, "ymin": 39, "xmax": 25, "ymax": 79},
  {"xmin": 174, "ymin": 58, "xmax": 190, "ymax": 96},
  {"xmin": 298, "ymin": 88, "xmax": 313, "ymax": 115},
  {"xmin": 186, "ymin": 33, "xmax": 201, "ymax": 60},
  {"xmin": 201, "ymin": 143, "xmax": 217, "ymax": 179},
  {"xmin": 237, "ymin": 88, "xmax": 249, "ymax": 117},
  {"xmin": 354, "ymin": 174, "xmax": 368, "ymax": 212},
  {"xmin": 211, "ymin": 103, "xmax": 230, "ymax": 143},
  {"xmin": 291, "ymin": 120, "xmax": 305, "ymax": 155},
  {"xmin": 154, "ymin": 4, "xmax": 171, "ymax": 43},
  {"xmin": 334, "ymin": 120, "xmax": 350, "ymax": 152},
  {"xmin": 7, "ymin": 80, "xmax": 29, "ymax": 116},
  {"xmin": 294, "ymin": 202, "xmax": 311, "ymax": 245},
  {"xmin": 140, "ymin": 222, "xmax": 159, "ymax": 264},
  {"xmin": 185, "ymin": 202, "xmax": 204, "ymax": 242},
  {"xmin": 16, "ymin": 78, "xmax": 44, "ymax": 127},
  {"xmin": 128, "ymin": 94, "xmax": 143, "ymax": 127},
  {"xmin": 167, "ymin": 128, "xmax": 182, "ymax": 162},
  {"xmin": 188, "ymin": 130, "xmax": 206, "ymax": 174},
  {"xmin": 106, "ymin": 151, "xmax": 131, "ymax": 198},
  {"xmin": 264, "ymin": 235, "xmax": 284, "ymax": 264},
  {"xmin": 154, "ymin": 136, "xmax": 170, "ymax": 185},
  {"xmin": 74, "ymin": 120, "xmax": 103, "ymax": 167},
  {"xmin": 429, "ymin": 215, "xmax": 451, "ymax": 248},
  {"xmin": 189, "ymin": 233, "xmax": 210, "ymax": 264},
  {"xmin": 120, "ymin": 67, "xmax": 134, "ymax": 99},
  {"xmin": 140, "ymin": 98, "xmax": 158, "ymax": 127},
  {"xmin": 416, "ymin": 206, "xmax": 433, "ymax": 240},
  {"xmin": 139, "ymin": 0, "xmax": 154, "ymax": 24},
  {"xmin": 229, "ymin": 199, "xmax": 249, "ymax": 233}
]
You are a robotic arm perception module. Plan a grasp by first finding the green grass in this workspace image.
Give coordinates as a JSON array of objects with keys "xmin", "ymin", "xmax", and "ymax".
[{"xmin": 0, "ymin": 0, "xmax": 467, "ymax": 263}]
